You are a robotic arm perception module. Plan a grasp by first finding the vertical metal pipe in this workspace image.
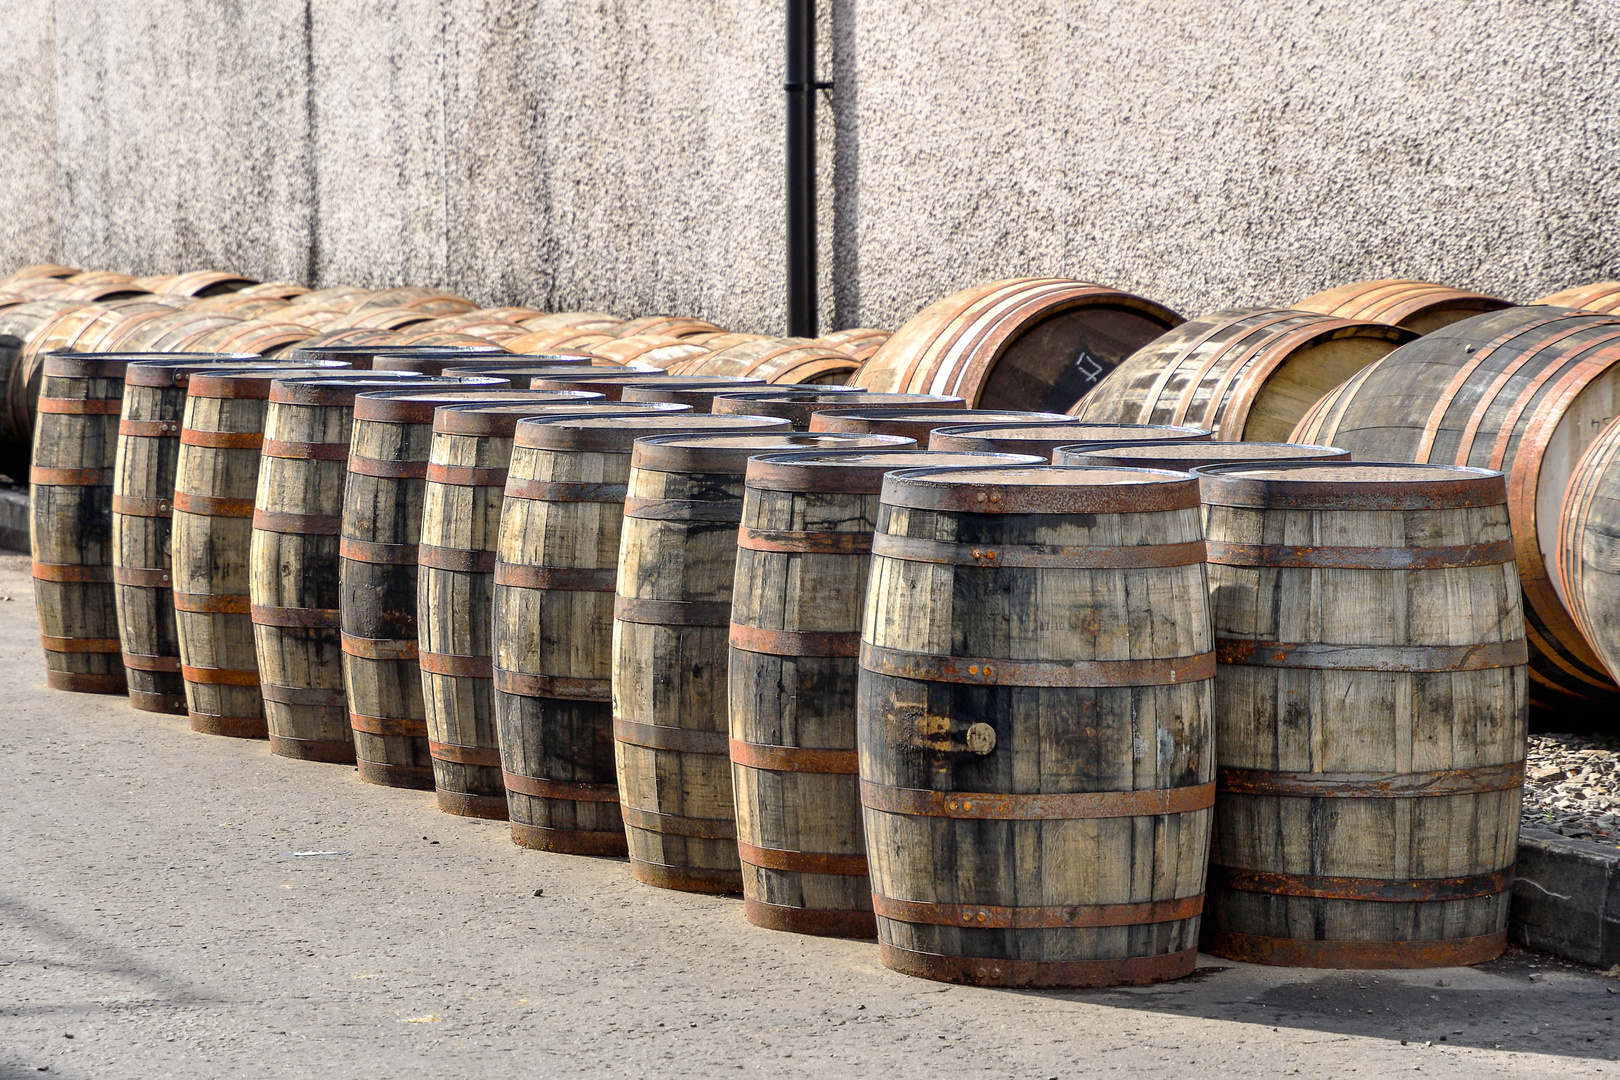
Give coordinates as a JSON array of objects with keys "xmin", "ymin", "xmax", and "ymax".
[{"xmin": 785, "ymin": 0, "xmax": 817, "ymax": 338}]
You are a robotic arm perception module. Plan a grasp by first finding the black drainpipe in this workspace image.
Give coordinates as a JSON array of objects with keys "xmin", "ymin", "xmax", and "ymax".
[{"xmin": 785, "ymin": 0, "xmax": 828, "ymax": 338}]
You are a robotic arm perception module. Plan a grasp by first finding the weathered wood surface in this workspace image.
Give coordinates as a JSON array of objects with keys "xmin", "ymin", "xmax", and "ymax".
[
  {"xmin": 858, "ymin": 465, "xmax": 1214, "ymax": 987},
  {"xmin": 171, "ymin": 366, "xmax": 356, "ymax": 737},
  {"xmin": 730, "ymin": 448, "xmax": 1035, "ymax": 938},
  {"xmin": 248, "ymin": 373, "xmax": 438, "ymax": 760},
  {"xmin": 113, "ymin": 356, "xmax": 282, "ymax": 713},
  {"xmin": 1536, "ymin": 283, "xmax": 1620, "ymax": 313},
  {"xmin": 31, "ymin": 353, "xmax": 130, "ymax": 693},
  {"xmin": 928, "ymin": 422, "xmax": 1211, "ymax": 461},
  {"xmin": 1287, "ymin": 305, "xmax": 1620, "ymax": 724},
  {"xmin": 1200, "ymin": 462, "xmax": 1527, "ymax": 968},
  {"xmin": 712, "ymin": 392, "xmax": 963, "ymax": 430},
  {"xmin": 1557, "ymin": 417, "xmax": 1620, "ymax": 688},
  {"xmin": 852, "ymin": 278, "xmax": 1184, "ymax": 412},
  {"xmin": 419, "ymin": 401, "xmax": 681, "ymax": 817},
  {"xmin": 614, "ymin": 431, "xmax": 909, "ymax": 894},
  {"xmin": 808, "ymin": 408, "xmax": 1071, "ymax": 442},
  {"xmin": 1293, "ymin": 280, "xmax": 1512, "ymax": 334},
  {"xmin": 493, "ymin": 412, "xmax": 782, "ymax": 853},
  {"xmin": 339, "ymin": 388, "xmax": 606, "ymax": 789},
  {"xmin": 1069, "ymin": 309, "xmax": 1415, "ymax": 442},
  {"xmin": 1054, "ymin": 442, "xmax": 1350, "ymax": 470},
  {"xmin": 666, "ymin": 338, "xmax": 859, "ymax": 385}
]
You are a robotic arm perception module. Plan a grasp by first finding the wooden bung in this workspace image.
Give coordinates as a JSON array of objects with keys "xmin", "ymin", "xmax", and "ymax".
[
  {"xmin": 859, "ymin": 464, "xmax": 1214, "ymax": 987},
  {"xmin": 731, "ymin": 448, "xmax": 1039, "ymax": 938},
  {"xmin": 1199, "ymin": 462, "xmax": 1527, "ymax": 968},
  {"xmin": 615, "ymin": 431, "xmax": 912, "ymax": 894},
  {"xmin": 492, "ymin": 411, "xmax": 788, "ymax": 854}
]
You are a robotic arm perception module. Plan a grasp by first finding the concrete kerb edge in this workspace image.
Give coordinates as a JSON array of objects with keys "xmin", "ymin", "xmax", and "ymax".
[
  {"xmin": 0, "ymin": 483, "xmax": 26, "ymax": 553},
  {"xmin": 1511, "ymin": 826, "xmax": 1620, "ymax": 969}
]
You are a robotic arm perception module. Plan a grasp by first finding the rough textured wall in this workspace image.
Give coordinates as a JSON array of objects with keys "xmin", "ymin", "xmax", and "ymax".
[{"xmin": 5, "ymin": 1, "xmax": 1620, "ymax": 333}]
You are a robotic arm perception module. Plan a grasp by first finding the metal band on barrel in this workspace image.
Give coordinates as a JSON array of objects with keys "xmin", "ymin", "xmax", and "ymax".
[
  {"xmin": 340, "ymin": 632, "xmax": 418, "ymax": 660},
  {"xmin": 179, "ymin": 429, "xmax": 262, "ymax": 449},
  {"xmin": 118, "ymin": 418, "xmax": 182, "ymax": 437},
  {"xmin": 181, "ymin": 664, "xmax": 259, "ymax": 686},
  {"xmin": 40, "ymin": 635, "xmax": 120, "ymax": 653},
  {"xmin": 729, "ymin": 623, "xmax": 860, "ymax": 658},
  {"xmin": 338, "ymin": 537, "xmax": 419, "ymax": 565},
  {"xmin": 493, "ymin": 667, "xmax": 611, "ymax": 701},
  {"xmin": 1215, "ymin": 637, "xmax": 1528, "ymax": 672},
  {"xmin": 870, "ymin": 891, "xmax": 1203, "ymax": 929},
  {"xmin": 619, "ymin": 804, "xmax": 736, "ymax": 840},
  {"xmin": 346, "ymin": 454, "xmax": 429, "ymax": 479},
  {"xmin": 38, "ymin": 397, "xmax": 122, "ymax": 415},
  {"xmin": 871, "ymin": 532, "xmax": 1206, "ymax": 569},
  {"xmin": 736, "ymin": 839, "xmax": 867, "ymax": 877},
  {"xmin": 259, "ymin": 438, "xmax": 349, "ymax": 460},
  {"xmin": 613, "ymin": 595, "xmax": 732, "ymax": 628},
  {"xmin": 859, "ymin": 640, "xmax": 1215, "ymax": 687},
  {"xmin": 121, "ymin": 651, "xmax": 181, "ymax": 673},
  {"xmin": 1208, "ymin": 864, "xmax": 1513, "ymax": 903},
  {"xmin": 32, "ymin": 561, "xmax": 113, "ymax": 583},
  {"xmin": 31, "ymin": 467, "xmax": 111, "ymax": 486},
  {"xmin": 1206, "ymin": 539, "xmax": 1516, "ymax": 569},
  {"xmin": 503, "ymin": 478, "xmax": 628, "ymax": 503},
  {"xmin": 1206, "ymin": 930, "xmax": 1507, "ymax": 969},
  {"xmin": 172, "ymin": 491, "xmax": 255, "ymax": 517},
  {"xmin": 493, "ymin": 563, "xmax": 616, "ymax": 592},
  {"xmin": 252, "ymin": 510, "xmax": 342, "ymax": 535},
  {"xmin": 348, "ymin": 711, "xmax": 428, "ymax": 737},
  {"xmin": 426, "ymin": 463, "xmax": 509, "ymax": 487},
  {"xmin": 172, "ymin": 590, "xmax": 251, "ymax": 614},
  {"xmin": 417, "ymin": 543, "xmax": 496, "ymax": 574},
  {"xmin": 501, "ymin": 772, "xmax": 620, "ymax": 802},
  {"xmin": 1218, "ymin": 760, "xmax": 1525, "ymax": 798},
  {"xmin": 623, "ymin": 496, "xmax": 743, "ymax": 523},
  {"xmin": 111, "ymin": 494, "xmax": 171, "ymax": 517},
  {"xmin": 729, "ymin": 737, "xmax": 858, "ymax": 774},
  {"xmin": 613, "ymin": 717, "xmax": 729, "ymax": 755},
  {"xmin": 428, "ymin": 740, "xmax": 503, "ymax": 768},
  {"xmin": 419, "ymin": 650, "xmax": 494, "ymax": 678},
  {"xmin": 877, "ymin": 943, "xmax": 1197, "ymax": 989},
  {"xmin": 259, "ymin": 683, "xmax": 346, "ymax": 707},
  {"xmin": 250, "ymin": 604, "xmax": 340, "ymax": 629},
  {"xmin": 738, "ymin": 527, "xmax": 873, "ymax": 554},
  {"xmin": 860, "ymin": 779, "xmax": 1215, "ymax": 820},
  {"xmin": 111, "ymin": 566, "xmax": 171, "ymax": 588}
]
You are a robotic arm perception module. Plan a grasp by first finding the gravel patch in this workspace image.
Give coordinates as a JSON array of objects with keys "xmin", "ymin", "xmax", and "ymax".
[{"xmin": 1522, "ymin": 733, "xmax": 1620, "ymax": 846}]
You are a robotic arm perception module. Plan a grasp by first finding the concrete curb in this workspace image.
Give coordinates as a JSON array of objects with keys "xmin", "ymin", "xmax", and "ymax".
[
  {"xmin": 0, "ymin": 484, "xmax": 26, "ymax": 553},
  {"xmin": 1510, "ymin": 826, "xmax": 1620, "ymax": 968}
]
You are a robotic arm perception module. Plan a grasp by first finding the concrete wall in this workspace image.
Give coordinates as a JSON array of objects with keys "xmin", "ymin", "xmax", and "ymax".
[{"xmin": 4, "ymin": 1, "xmax": 1620, "ymax": 335}]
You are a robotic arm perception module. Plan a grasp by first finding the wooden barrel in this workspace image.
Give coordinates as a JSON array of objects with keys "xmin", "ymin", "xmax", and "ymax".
[
  {"xmin": 587, "ymin": 336, "xmax": 710, "ymax": 370},
  {"xmin": 615, "ymin": 430, "xmax": 912, "ymax": 892},
  {"xmin": 731, "ymin": 448, "xmax": 1040, "ymax": 938},
  {"xmin": 516, "ymin": 311, "xmax": 624, "ymax": 333},
  {"xmin": 1536, "ymin": 283, "xmax": 1620, "ymax": 313},
  {"xmin": 187, "ymin": 295, "xmax": 291, "ymax": 318},
  {"xmin": 814, "ymin": 328, "xmax": 891, "ymax": 355},
  {"xmin": 853, "ymin": 279, "xmax": 1184, "ymax": 412},
  {"xmin": 114, "ymin": 355, "xmax": 275, "ymax": 713},
  {"xmin": 1556, "ymin": 417, "xmax": 1620, "ymax": 694},
  {"xmin": 30, "ymin": 353, "xmax": 132, "ymax": 692},
  {"xmin": 419, "ymin": 400, "xmax": 688, "ymax": 817},
  {"xmin": 619, "ymin": 376, "xmax": 767, "ymax": 412},
  {"xmin": 1070, "ymin": 309, "xmax": 1417, "ymax": 441},
  {"xmin": 494, "ymin": 412, "xmax": 790, "ymax": 853},
  {"xmin": 1200, "ymin": 462, "xmax": 1527, "ymax": 967},
  {"xmin": 351, "ymin": 288, "xmax": 476, "ymax": 315},
  {"xmin": 290, "ymin": 328, "xmax": 403, "ymax": 350},
  {"xmin": 859, "ymin": 464, "xmax": 1215, "ymax": 987},
  {"xmin": 172, "ymin": 366, "xmax": 367, "ymax": 739},
  {"xmin": 1286, "ymin": 305, "xmax": 1620, "ymax": 722},
  {"xmin": 249, "ymin": 373, "xmax": 458, "ymax": 761},
  {"xmin": 666, "ymin": 338, "xmax": 859, "ymax": 385},
  {"xmin": 609, "ymin": 316, "xmax": 725, "ymax": 339},
  {"xmin": 532, "ymin": 374, "xmax": 763, "ymax": 405},
  {"xmin": 712, "ymin": 392, "xmax": 965, "ymax": 429},
  {"xmin": 0, "ymin": 263, "xmax": 77, "ymax": 286},
  {"xmin": 340, "ymin": 388, "xmax": 615, "ymax": 790},
  {"xmin": 504, "ymin": 330, "xmax": 619, "ymax": 354},
  {"xmin": 159, "ymin": 270, "xmax": 256, "ymax": 298},
  {"xmin": 808, "ymin": 408, "xmax": 1070, "ymax": 441},
  {"xmin": 396, "ymin": 320, "xmax": 530, "ymax": 344},
  {"xmin": 320, "ymin": 308, "xmax": 439, "ymax": 332},
  {"xmin": 1054, "ymin": 441, "xmax": 1350, "ymax": 470},
  {"xmin": 185, "ymin": 321, "xmax": 317, "ymax": 358},
  {"xmin": 237, "ymin": 282, "xmax": 311, "ymax": 300},
  {"xmin": 1293, "ymin": 280, "xmax": 1513, "ymax": 334},
  {"xmin": 0, "ymin": 301, "xmax": 123, "ymax": 479},
  {"xmin": 929, "ymin": 422, "xmax": 1211, "ymax": 460}
]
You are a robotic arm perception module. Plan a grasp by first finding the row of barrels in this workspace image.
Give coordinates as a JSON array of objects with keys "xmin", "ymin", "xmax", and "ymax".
[{"xmin": 28, "ymin": 339, "xmax": 1527, "ymax": 988}]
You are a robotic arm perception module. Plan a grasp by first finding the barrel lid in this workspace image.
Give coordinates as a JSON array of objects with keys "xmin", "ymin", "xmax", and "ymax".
[
  {"xmin": 525, "ymin": 371, "xmax": 690, "ymax": 399},
  {"xmin": 1196, "ymin": 461, "xmax": 1508, "ymax": 511},
  {"xmin": 514, "ymin": 411, "xmax": 787, "ymax": 452},
  {"xmin": 746, "ymin": 449, "xmax": 1038, "ymax": 494},
  {"xmin": 631, "ymin": 431, "xmax": 912, "ymax": 474},
  {"xmin": 353, "ymin": 388, "xmax": 605, "ymax": 424},
  {"xmin": 432, "ymin": 400, "xmax": 685, "ymax": 436},
  {"xmin": 1056, "ymin": 441, "xmax": 1350, "ymax": 470},
  {"xmin": 124, "ymin": 356, "xmax": 310, "ymax": 388},
  {"xmin": 808, "ymin": 407, "xmax": 1072, "ymax": 439},
  {"xmin": 186, "ymin": 366, "xmax": 380, "ymax": 400},
  {"xmin": 880, "ymin": 465, "xmax": 1202, "ymax": 515},
  {"xmin": 709, "ymin": 384, "xmax": 862, "ymax": 399},
  {"xmin": 712, "ymin": 392, "xmax": 963, "ymax": 426},
  {"xmin": 929, "ymin": 422, "xmax": 1212, "ymax": 457},
  {"xmin": 369, "ymin": 347, "xmax": 528, "ymax": 375},
  {"xmin": 443, "ymin": 364, "xmax": 601, "ymax": 380},
  {"xmin": 42, "ymin": 351, "xmax": 138, "ymax": 379},
  {"xmin": 619, "ymin": 378, "xmax": 768, "ymax": 408},
  {"xmin": 267, "ymin": 372, "xmax": 469, "ymax": 406}
]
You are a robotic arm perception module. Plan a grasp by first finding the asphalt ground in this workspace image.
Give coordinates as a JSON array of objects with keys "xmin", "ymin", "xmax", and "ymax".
[{"xmin": 0, "ymin": 550, "xmax": 1615, "ymax": 1079}]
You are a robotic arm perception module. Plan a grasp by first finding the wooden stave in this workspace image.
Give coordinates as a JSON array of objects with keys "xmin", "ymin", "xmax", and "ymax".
[
  {"xmin": 1054, "ymin": 442, "xmax": 1351, "ymax": 470},
  {"xmin": 1556, "ymin": 417, "xmax": 1620, "ymax": 690},
  {"xmin": 493, "ymin": 412, "xmax": 786, "ymax": 853},
  {"xmin": 928, "ymin": 422, "xmax": 1213, "ymax": 462},
  {"xmin": 113, "ymin": 356, "xmax": 280, "ymax": 712},
  {"xmin": 1198, "ymin": 461, "xmax": 1527, "ymax": 966},
  {"xmin": 1069, "ymin": 309, "xmax": 1417, "ymax": 442},
  {"xmin": 1284, "ymin": 306, "xmax": 1620, "ymax": 722},
  {"xmin": 857, "ymin": 464, "xmax": 1214, "ymax": 987},
  {"xmin": 340, "ymin": 389, "xmax": 619, "ymax": 789},
  {"xmin": 852, "ymin": 278, "xmax": 1185, "ymax": 412},
  {"xmin": 731, "ymin": 448, "xmax": 1038, "ymax": 938},
  {"xmin": 30, "ymin": 353, "xmax": 131, "ymax": 693},
  {"xmin": 247, "ymin": 374, "xmax": 444, "ymax": 759},
  {"xmin": 614, "ymin": 431, "xmax": 912, "ymax": 893},
  {"xmin": 0, "ymin": 300, "xmax": 117, "ymax": 480},
  {"xmin": 1535, "ymin": 283, "xmax": 1620, "ymax": 314},
  {"xmin": 1293, "ymin": 280, "xmax": 1514, "ymax": 334}
]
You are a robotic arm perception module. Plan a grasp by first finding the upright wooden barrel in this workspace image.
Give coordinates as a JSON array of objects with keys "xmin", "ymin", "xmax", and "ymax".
[
  {"xmin": 808, "ymin": 408, "xmax": 1071, "ymax": 441},
  {"xmin": 1054, "ymin": 442, "xmax": 1350, "ymax": 470},
  {"xmin": 340, "ymin": 388, "xmax": 611, "ymax": 789},
  {"xmin": 929, "ymin": 422, "xmax": 1211, "ymax": 460},
  {"xmin": 1286, "ymin": 306, "xmax": 1620, "ymax": 722},
  {"xmin": 1556, "ymin": 417, "xmax": 1620, "ymax": 690},
  {"xmin": 30, "ymin": 353, "xmax": 131, "ymax": 692},
  {"xmin": 172, "ymin": 367, "xmax": 362, "ymax": 737},
  {"xmin": 615, "ymin": 431, "xmax": 912, "ymax": 893},
  {"xmin": 712, "ymin": 392, "xmax": 964, "ymax": 429},
  {"xmin": 859, "ymin": 465, "xmax": 1215, "ymax": 987},
  {"xmin": 1070, "ymin": 310, "xmax": 1416, "ymax": 442},
  {"xmin": 249, "ymin": 373, "xmax": 455, "ymax": 760},
  {"xmin": 419, "ymin": 401, "xmax": 685, "ymax": 817},
  {"xmin": 113, "ymin": 355, "xmax": 273, "ymax": 712},
  {"xmin": 1294, "ymin": 280, "xmax": 1512, "ymax": 334},
  {"xmin": 731, "ymin": 448, "xmax": 1040, "ymax": 938},
  {"xmin": 494, "ymin": 412, "xmax": 790, "ymax": 853},
  {"xmin": 360, "ymin": 346, "xmax": 509, "ymax": 374},
  {"xmin": 619, "ymin": 376, "xmax": 767, "ymax": 412},
  {"xmin": 1536, "ymin": 283, "xmax": 1620, "ymax": 313},
  {"xmin": 1200, "ymin": 462, "xmax": 1527, "ymax": 967},
  {"xmin": 853, "ymin": 279, "xmax": 1184, "ymax": 411}
]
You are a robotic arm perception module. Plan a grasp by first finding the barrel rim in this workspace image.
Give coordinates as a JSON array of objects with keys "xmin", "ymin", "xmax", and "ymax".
[
  {"xmin": 431, "ymin": 401, "xmax": 680, "ymax": 436},
  {"xmin": 718, "ymin": 391, "xmax": 964, "ymax": 407},
  {"xmin": 1196, "ymin": 460, "xmax": 1509, "ymax": 509},
  {"xmin": 879, "ymin": 464, "xmax": 1202, "ymax": 514},
  {"xmin": 122, "ymin": 355, "xmax": 279, "ymax": 387},
  {"xmin": 182, "ymin": 365, "xmax": 365, "ymax": 400},
  {"xmin": 352, "ymin": 388, "xmax": 602, "ymax": 423},
  {"xmin": 512, "ymin": 410, "xmax": 782, "ymax": 451},
  {"xmin": 745, "ymin": 449, "xmax": 1035, "ymax": 493},
  {"xmin": 42, "ymin": 351, "xmax": 133, "ymax": 379},
  {"xmin": 932, "ymin": 421, "xmax": 1213, "ymax": 440},
  {"xmin": 630, "ymin": 431, "xmax": 913, "ymax": 473},
  {"xmin": 1055, "ymin": 442, "xmax": 1351, "ymax": 468},
  {"xmin": 811, "ymin": 407, "xmax": 1073, "ymax": 428},
  {"xmin": 266, "ymin": 373, "xmax": 472, "ymax": 405}
]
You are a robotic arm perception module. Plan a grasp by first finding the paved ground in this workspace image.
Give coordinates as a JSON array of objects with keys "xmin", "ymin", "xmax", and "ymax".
[{"xmin": 0, "ymin": 550, "xmax": 1616, "ymax": 1080}]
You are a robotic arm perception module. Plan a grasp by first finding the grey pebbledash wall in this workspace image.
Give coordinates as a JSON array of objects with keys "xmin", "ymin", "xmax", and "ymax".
[{"xmin": 3, "ymin": 1, "xmax": 1619, "ymax": 335}]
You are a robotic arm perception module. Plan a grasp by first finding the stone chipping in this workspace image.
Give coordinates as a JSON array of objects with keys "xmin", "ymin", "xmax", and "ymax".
[{"xmin": 1521, "ymin": 732, "xmax": 1620, "ymax": 847}]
